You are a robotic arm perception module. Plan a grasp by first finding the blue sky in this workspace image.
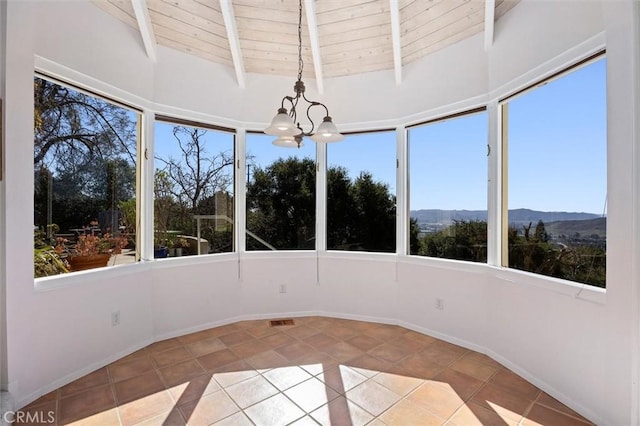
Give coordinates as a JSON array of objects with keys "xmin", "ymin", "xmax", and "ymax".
[{"xmin": 154, "ymin": 58, "xmax": 607, "ymax": 215}]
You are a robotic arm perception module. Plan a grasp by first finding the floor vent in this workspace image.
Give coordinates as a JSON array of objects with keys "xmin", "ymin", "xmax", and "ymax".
[{"xmin": 269, "ymin": 319, "xmax": 295, "ymax": 327}]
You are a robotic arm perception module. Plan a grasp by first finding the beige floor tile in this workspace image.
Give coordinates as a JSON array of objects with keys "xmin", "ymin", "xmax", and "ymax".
[
  {"xmin": 379, "ymin": 398, "xmax": 444, "ymax": 426},
  {"xmin": 13, "ymin": 400, "xmax": 58, "ymax": 426},
  {"xmin": 109, "ymin": 356, "xmax": 155, "ymax": 383},
  {"xmin": 245, "ymin": 349, "xmax": 291, "ymax": 371},
  {"xmin": 523, "ymin": 403, "xmax": 593, "ymax": 426},
  {"xmin": 167, "ymin": 373, "xmax": 221, "ymax": 405},
  {"xmin": 346, "ymin": 335, "xmax": 383, "ymax": 352},
  {"xmin": 471, "ymin": 383, "xmax": 536, "ymax": 423},
  {"xmin": 288, "ymin": 415, "xmax": 321, "ymax": 425},
  {"xmin": 275, "ymin": 341, "xmax": 317, "ymax": 361},
  {"xmin": 178, "ymin": 390, "xmax": 239, "ymax": 426},
  {"xmin": 284, "ymin": 377, "xmax": 340, "ymax": 412},
  {"xmin": 296, "ymin": 353, "xmax": 339, "ymax": 376},
  {"xmin": 389, "ymin": 334, "xmax": 430, "ymax": 353},
  {"xmin": 225, "ymin": 375, "xmax": 279, "ymax": 409},
  {"xmin": 536, "ymin": 392, "xmax": 592, "ymax": 423},
  {"xmin": 196, "ymin": 349, "xmax": 239, "ymax": 372},
  {"xmin": 34, "ymin": 316, "xmax": 592, "ymax": 426},
  {"xmin": 147, "ymin": 338, "xmax": 182, "ymax": 353},
  {"xmin": 394, "ymin": 353, "xmax": 444, "ymax": 380},
  {"xmin": 323, "ymin": 325, "xmax": 359, "ymax": 340},
  {"xmin": 61, "ymin": 407, "xmax": 119, "ymax": 426},
  {"xmin": 230, "ymin": 339, "xmax": 270, "ymax": 359},
  {"xmin": 60, "ymin": 368, "xmax": 110, "ymax": 397},
  {"xmin": 285, "ymin": 325, "xmax": 320, "ymax": 339},
  {"xmin": 346, "ymin": 353, "xmax": 391, "ymax": 378},
  {"xmin": 448, "ymin": 401, "xmax": 519, "ymax": 426},
  {"xmin": 407, "ymin": 380, "xmax": 465, "ymax": 420},
  {"xmin": 132, "ymin": 409, "xmax": 186, "ymax": 426},
  {"xmin": 450, "ymin": 356, "xmax": 498, "ymax": 382},
  {"xmin": 345, "ymin": 380, "xmax": 401, "ymax": 417},
  {"xmin": 263, "ymin": 366, "xmax": 313, "ymax": 391},
  {"xmin": 177, "ymin": 329, "xmax": 217, "ymax": 345},
  {"xmin": 317, "ymin": 365, "xmax": 368, "ymax": 394},
  {"xmin": 302, "ymin": 332, "xmax": 340, "ymax": 350},
  {"xmin": 151, "ymin": 346, "xmax": 192, "ymax": 368},
  {"xmin": 59, "ymin": 384, "xmax": 116, "ymax": 425},
  {"xmin": 322, "ymin": 341, "xmax": 363, "ymax": 363},
  {"xmin": 218, "ymin": 331, "xmax": 255, "ymax": 347},
  {"xmin": 185, "ymin": 337, "xmax": 226, "ymax": 357},
  {"xmin": 118, "ymin": 390, "xmax": 173, "ymax": 426},
  {"xmin": 260, "ymin": 332, "xmax": 297, "ymax": 349},
  {"xmin": 461, "ymin": 351, "xmax": 504, "ymax": 370},
  {"xmin": 158, "ymin": 359, "xmax": 206, "ymax": 387},
  {"xmin": 114, "ymin": 370, "xmax": 165, "ymax": 405},
  {"xmin": 212, "ymin": 411, "xmax": 254, "ymax": 425},
  {"xmin": 420, "ymin": 342, "xmax": 468, "ymax": 367},
  {"xmin": 244, "ymin": 393, "xmax": 305, "ymax": 426},
  {"xmin": 367, "ymin": 342, "xmax": 414, "ymax": 363},
  {"xmin": 211, "ymin": 360, "xmax": 259, "ymax": 388},
  {"xmin": 433, "ymin": 368, "xmax": 485, "ymax": 401},
  {"xmin": 372, "ymin": 371, "xmax": 424, "ymax": 397},
  {"xmin": 310, "ymin": 396, "xmax": 374, "ymax": 426},
  {"xmin": 490, "ymin": 369, "xmax": 541, "ymax": 400}
]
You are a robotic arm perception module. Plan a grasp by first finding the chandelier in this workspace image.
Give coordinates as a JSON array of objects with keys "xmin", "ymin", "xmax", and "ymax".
[{"xmin": 264, "ymin": 0, "xmax": 344, "ymax": 148}]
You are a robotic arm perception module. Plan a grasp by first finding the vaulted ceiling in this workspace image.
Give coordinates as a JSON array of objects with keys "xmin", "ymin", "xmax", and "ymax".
[{"xmin": 93, "ymin": 0, "xmax": 519, "ymax": 89}]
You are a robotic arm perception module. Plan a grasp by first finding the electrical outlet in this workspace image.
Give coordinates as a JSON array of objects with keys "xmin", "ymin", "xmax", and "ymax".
[
  {"xmin": 111, "ymin": 310, "xmax": 120, "ymax": 326},
  {"xmin": 435, "ymin": 298, "xmax": 444, "ymax": 310},
  {"xmin": 279, "ymin": 284, "xmax": 287, "ymax": 293}
]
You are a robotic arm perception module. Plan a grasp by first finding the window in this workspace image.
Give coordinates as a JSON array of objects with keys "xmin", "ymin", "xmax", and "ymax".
[
  {"xmin": 246, "ymin": 133, "xmax": 316, "ymax": 250},
  {"xmin": 503, "ymin": 57, "xmax": 607, "ymax": 287},
  {"xmin": 33, "ymin": 76, "xmax": 140, "ymax": 277},
  {"xmin": 327, "ymin": 131, "xmax": 396, "ymax": 252},
  {"xmin": 154, "ymin": 119, "xmax": 235, "ymax": 257},
  {"xmin": 409, "ymin": 111, "xmax": 488, "ymax": 262}
]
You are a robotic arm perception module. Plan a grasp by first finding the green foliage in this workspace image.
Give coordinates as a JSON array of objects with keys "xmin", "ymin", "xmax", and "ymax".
[
  {"xmin": 247, "ymin": 157, "xmax": 316, "ymax": 250},
  {"xmin": 419, "ymin": 220, "xmax": 487, "ymax": 262},
  {"xmin": 33, "ymin": 227, "xmax": 68, "ymax": 278},
  {"xmin": 417, "ymin": 219, "xmax": 605, "ymax": 287}
]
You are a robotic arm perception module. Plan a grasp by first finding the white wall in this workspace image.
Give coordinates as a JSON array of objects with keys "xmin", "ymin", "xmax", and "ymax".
[{"xmin": 2, "ymin": 0, "xmax": 638, "ymax": 425}]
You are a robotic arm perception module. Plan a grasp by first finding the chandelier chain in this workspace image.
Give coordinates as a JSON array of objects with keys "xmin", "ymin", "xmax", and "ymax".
[{"xmin": 297, "ymin": 0, "xmax": 303, "ymax": 82}]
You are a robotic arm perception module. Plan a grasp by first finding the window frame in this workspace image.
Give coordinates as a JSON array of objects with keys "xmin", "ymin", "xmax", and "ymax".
[
  {"xmin": 499, "ymin": 51, "xmax": 607, "ymax": 288},
  {"xmin": 33, "ymin": 73, "xmax": 143, "ymax": 279}
]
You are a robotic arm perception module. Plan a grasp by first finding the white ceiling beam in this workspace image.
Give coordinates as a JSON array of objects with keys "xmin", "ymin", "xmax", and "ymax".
[
  {"xmin": 131, "ymin": 0, "xmax": 157, "ymax": 62},
  {"xmin": 389, "ymin": 0, "xmax": 402, "ymax": 85},
  {"xmin": 304, "ymin": 0, "xmax": 324, "ymax": 94},
  {"xmin": 219, "ymin": 0, "xmax": 246, "ymax": 89},
  {"xmin": 484, "ymin": 0, "xmax": 496, "ymax": 52}
]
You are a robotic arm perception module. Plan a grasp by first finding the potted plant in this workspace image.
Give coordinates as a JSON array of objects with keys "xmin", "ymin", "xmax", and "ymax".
[
  {"xmin": 56, "ymin": 233, "xmax": 128, "ymax": 271},
  {"xmin": 34, "ymin": 227, "xmax": 69, "ymax": 277},
  {"xmin": 175, "ymin": 237, "xmax": 189, "ymax": 257}
]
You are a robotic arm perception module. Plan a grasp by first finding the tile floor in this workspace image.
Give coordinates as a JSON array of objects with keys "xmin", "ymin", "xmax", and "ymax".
[{"xmin": 16, "ymin": 317, "xmax": 593, "ymax": 425}]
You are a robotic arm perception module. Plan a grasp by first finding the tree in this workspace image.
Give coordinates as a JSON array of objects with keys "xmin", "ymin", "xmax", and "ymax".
[
  {"xmin": 247, "ymin": 158, "xmax": 413, "ymax": 252},
  {"xmin": 247, "ymin": 157, "xmax": 316, "ymax": 250},
  {"xmin": 419, "ymin": 220, "xmax": 487, "ymax": 262},
  {"xmin": 347, "ymin": 172, "xmax": 396, "ymax": 252},
  {"xmin": 154, "ymin": 126, "xmax": 234, "ymax": 212},
  {"xmin": 33, "ymin": 77, "xmax": 138, "ymax": 233},
  {"xmin": 34, "ymin": 77, "xmax": 136, "ymax": 171}
]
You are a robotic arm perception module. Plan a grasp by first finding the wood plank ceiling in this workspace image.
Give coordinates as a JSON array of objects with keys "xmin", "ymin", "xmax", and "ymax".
[{"xmin": 93, "ymin": 0, "xmax": 519, "ymax": 89}]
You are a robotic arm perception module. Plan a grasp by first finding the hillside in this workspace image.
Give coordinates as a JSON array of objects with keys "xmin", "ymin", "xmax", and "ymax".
[
  {"xmin": 410, "ymin": 208, "xmax": 600, "ymax": 226},
  {"xmin": 545, "ymin": 217, "xmax": 606, "ymax": 238}
]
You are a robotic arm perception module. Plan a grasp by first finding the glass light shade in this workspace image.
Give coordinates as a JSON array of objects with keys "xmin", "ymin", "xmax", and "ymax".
[
  {"xmin": 310, "ymin": 116, "xmax": 344, "ymax": 143},
  {"xmin": 272, "ymin": 136, "xmax": 303, "ymax": 148},
  {"xmin": 265, "ymin": 109, "xmax": 298, "ymax": 136}
]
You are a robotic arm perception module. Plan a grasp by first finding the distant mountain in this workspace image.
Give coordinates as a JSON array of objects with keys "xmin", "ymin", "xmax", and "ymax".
[
  {"xmin": 545, "ymin": 217, "xmax": 606, "ymax": 238},
  {"xmin": 411, "ymin": 208, "xmax": 601, "ymax": 227}
]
